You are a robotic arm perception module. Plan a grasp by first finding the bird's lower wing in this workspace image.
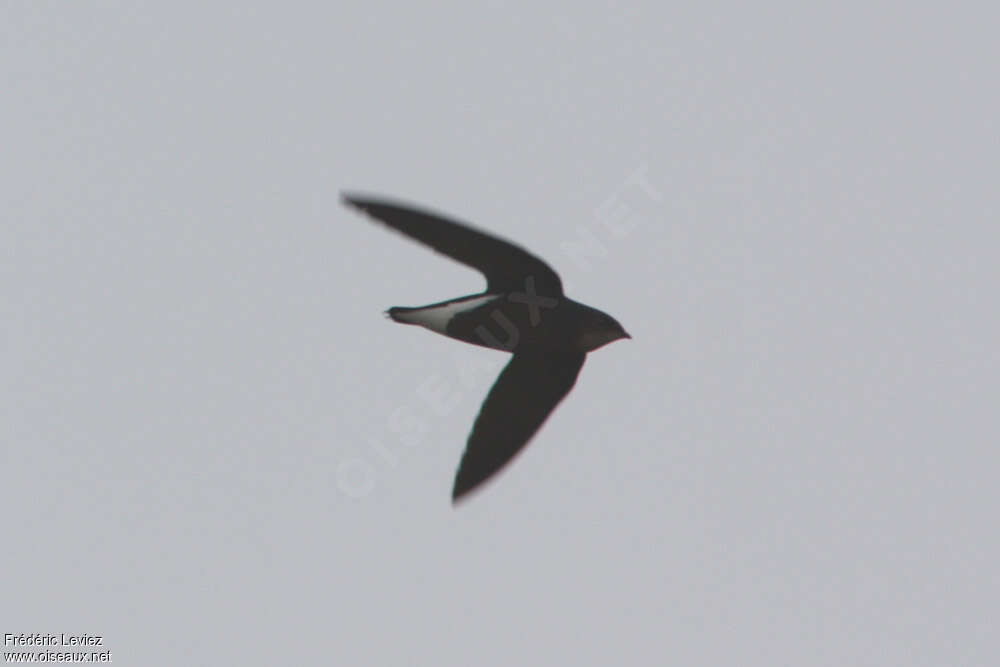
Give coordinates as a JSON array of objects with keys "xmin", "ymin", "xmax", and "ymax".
[{"xmin": 452, "ymin": 348, "xmax": 586, "ymax": 502}]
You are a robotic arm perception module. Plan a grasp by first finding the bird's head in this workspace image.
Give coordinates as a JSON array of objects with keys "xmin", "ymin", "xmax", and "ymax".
[{"xmin": 576, "ymin": 306, "xmax": 631, "ymax": 352}]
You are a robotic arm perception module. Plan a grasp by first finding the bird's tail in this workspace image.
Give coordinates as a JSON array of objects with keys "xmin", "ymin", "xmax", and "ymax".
[{"xmin": 385, "ymin": 307, "xmax": 420, "ymax": 324}]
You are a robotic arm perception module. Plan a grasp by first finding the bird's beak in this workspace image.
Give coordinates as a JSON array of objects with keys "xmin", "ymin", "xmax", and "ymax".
[{"xmin": 623, "ymin": 331, "xmax": 632, "ymax": 340}]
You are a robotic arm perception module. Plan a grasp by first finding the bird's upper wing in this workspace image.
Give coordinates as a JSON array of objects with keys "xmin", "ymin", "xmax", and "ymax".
[
  {"xmin": 342, "ymin": 194, "xmax": 563, "ymax": 296},
  {"xmin": 452, "ymin": 347, "xmax": 586, "ymax": 502}
]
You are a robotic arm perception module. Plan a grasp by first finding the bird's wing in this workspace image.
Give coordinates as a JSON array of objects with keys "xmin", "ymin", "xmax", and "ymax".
[
  {"xmin": 342, "ymin": 194, "xmax": 563, "ymax": 296},
  {"xmin": 452, "ymin": 348, "xmax": 586, "ymax": 502}
]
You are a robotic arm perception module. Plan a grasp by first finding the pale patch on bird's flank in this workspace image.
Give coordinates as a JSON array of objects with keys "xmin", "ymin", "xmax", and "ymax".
[{"xmin": 395, "ymin": 295, "xmax": 499, "ymax": 334}]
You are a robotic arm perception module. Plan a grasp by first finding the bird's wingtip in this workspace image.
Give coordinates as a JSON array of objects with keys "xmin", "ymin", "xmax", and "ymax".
[
  {"xmin": 341, "ymin": 192, "xmax": 387, "ymax": 213},
  {"xmin": 451, "ymin": 477, "xmax": 478, "ymax": 506}
]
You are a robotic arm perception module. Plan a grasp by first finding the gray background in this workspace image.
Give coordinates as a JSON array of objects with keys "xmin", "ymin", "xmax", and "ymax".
[{"xmin": 3, "ymin": 2, "xmax": 997, "ymax": 665}]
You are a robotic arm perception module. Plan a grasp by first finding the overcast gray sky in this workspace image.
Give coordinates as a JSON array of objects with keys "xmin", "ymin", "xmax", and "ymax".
[{"xmin": 3, "ymin": 2, "xmax": 997, "ymax": 665}]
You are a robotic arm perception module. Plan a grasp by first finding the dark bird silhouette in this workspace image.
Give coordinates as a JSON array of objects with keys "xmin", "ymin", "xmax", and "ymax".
[{"xmin": 343, "ymin": 194, "xmax": 630, "ymax": 503}]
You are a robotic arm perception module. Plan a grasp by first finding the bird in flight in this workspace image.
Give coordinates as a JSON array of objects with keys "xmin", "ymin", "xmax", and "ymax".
[{"xmin": 343, "ymin": 194, "xmax": 630, "ymax": 503}]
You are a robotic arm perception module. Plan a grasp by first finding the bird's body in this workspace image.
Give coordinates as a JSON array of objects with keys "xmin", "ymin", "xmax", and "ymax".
[
  {"xmin": 388, "ymin": 294, "xmax": 621, "ymax": 353},
  {"xmin": 343, "ymin": 194, "xmax": 630, "ymax": 502}
]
